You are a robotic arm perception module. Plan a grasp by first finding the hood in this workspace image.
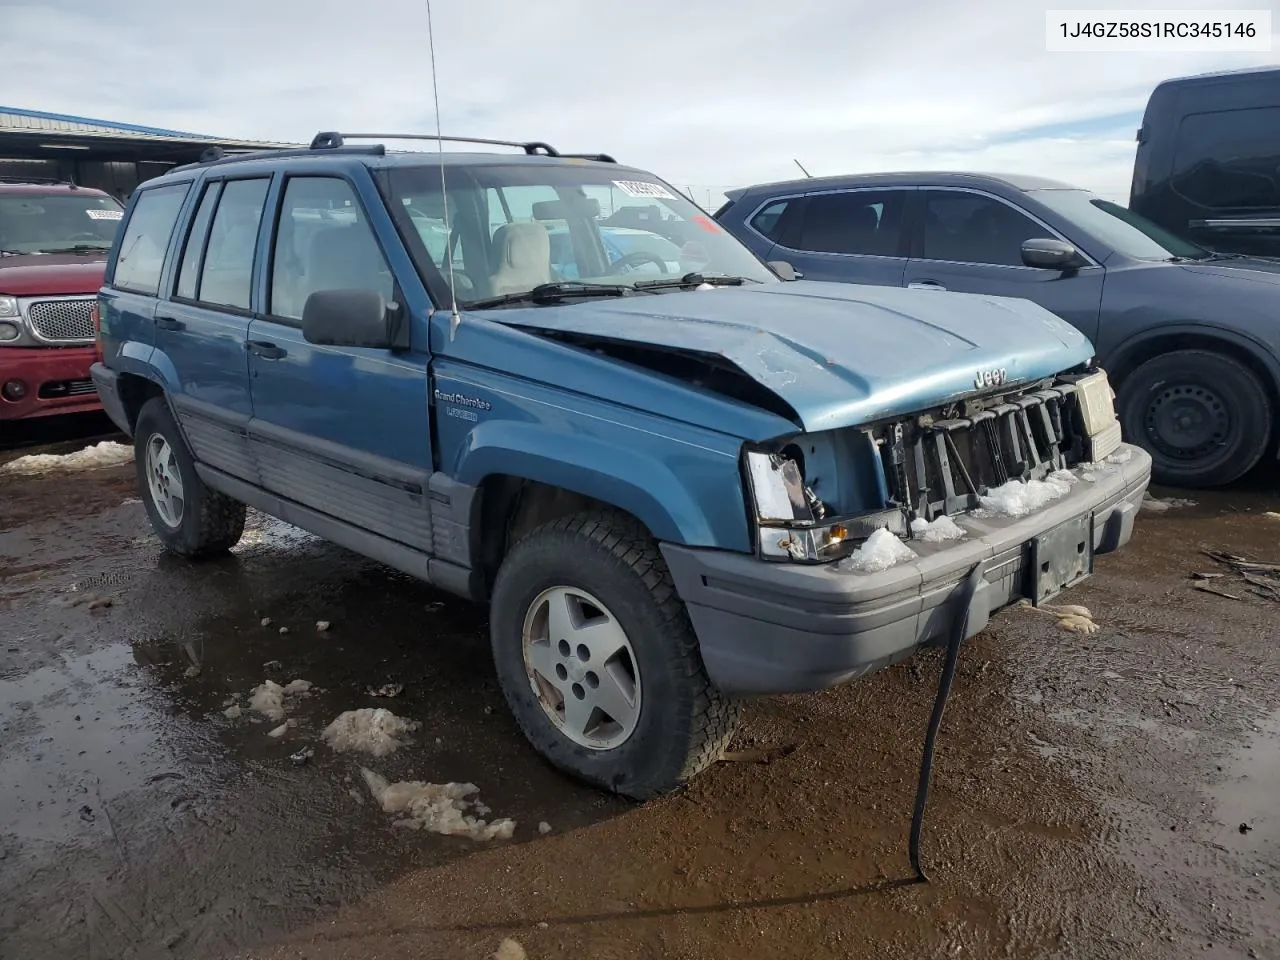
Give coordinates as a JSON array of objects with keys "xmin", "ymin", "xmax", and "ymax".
[
  {"xmin": 0, "ymin": 252, "xmax": 109, "ymax": 296},
  {"xmin": 489, "ymin": 280, "xmax": 1093, "ymax": 432},
  {"xmin": 1176, "ymin": 255, "xmax": 1280, "ymax": 287}
]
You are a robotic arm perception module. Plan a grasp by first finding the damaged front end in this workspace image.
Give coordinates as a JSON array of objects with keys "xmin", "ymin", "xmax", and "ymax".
[{"xmin": 742, "ymin": 364, "xmax": 1122, "ymax": 564}]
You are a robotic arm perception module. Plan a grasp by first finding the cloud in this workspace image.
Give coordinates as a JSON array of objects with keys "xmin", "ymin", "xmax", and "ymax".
[{"xmin": 0, "ymin": 0, "xmax": 1274, "ymax": 205}]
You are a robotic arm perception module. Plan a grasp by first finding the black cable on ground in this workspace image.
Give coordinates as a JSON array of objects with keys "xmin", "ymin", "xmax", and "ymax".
[{"xmin": 909, "ymin": 560, "xmax": 987, "ymax": 883}]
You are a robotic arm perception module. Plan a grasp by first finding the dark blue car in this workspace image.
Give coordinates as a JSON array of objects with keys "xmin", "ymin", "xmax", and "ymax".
[{"xmin": 716, "ymin": 172, "xmax": 1280, "ymax": 488}]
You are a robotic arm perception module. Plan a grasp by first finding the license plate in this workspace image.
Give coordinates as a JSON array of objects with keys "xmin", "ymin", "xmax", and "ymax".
[{"xmin": 1028, "ymin": 513, "xmax": 1094, "ymax": 604}]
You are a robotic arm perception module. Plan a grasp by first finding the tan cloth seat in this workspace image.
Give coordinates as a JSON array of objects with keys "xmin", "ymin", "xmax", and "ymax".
[{"xmin": 489, "ymin": 221, "xmax": 552, "ymax": 295}]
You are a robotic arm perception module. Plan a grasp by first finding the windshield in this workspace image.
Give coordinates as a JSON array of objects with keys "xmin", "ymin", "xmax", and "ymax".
[
  {"xmin": 382, "ymin": 163, "xmax": 777, "ymax": 306},
  {"xmin": 1028, "ymin": 189, "xmax": 1209, "ymax": 261},
  {"xmin": 0, "ymin": 192, "xmax": 124, "ymax": 255}
]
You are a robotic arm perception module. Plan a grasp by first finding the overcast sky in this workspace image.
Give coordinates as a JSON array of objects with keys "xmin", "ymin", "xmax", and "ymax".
[{"xmin": 2, "ymin": 0, "xmax": 1277, "ymax": 205}]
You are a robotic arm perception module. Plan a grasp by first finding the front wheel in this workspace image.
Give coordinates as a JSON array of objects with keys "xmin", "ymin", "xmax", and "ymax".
[
  {"xmin": 489, "ymin": 510, "xmax": 740, "ymax": 800},
  {"xmin": 1116, "ymin": 349, "xmax": 1273, "ymax": 488},
  {"xmin": 134, "ymin": 397, "xmax": 246, "ymax": 557}
]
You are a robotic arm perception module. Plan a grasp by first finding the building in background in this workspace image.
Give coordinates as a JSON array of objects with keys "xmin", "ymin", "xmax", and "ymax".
[{"xmin": 0, "ymin": 106, "xmax": 296, "ymax": 199}]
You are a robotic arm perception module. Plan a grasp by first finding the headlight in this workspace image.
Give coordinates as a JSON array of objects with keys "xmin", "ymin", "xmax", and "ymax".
[
  {"xmin": 0, "ymin": 320, "xmax": 20, "ymax": 342},
  {"xmin": 0, "ymin": 296, "xmax": 18, "ymax": 319},
  {"xmin": 743, "ymin": 447, "xmax": 906, "ymax": 562}
]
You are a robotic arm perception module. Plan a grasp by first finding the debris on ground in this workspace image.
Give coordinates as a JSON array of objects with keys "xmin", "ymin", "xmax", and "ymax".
[
  {"xmin": 492, "ymin": 938, "xmax": 527, "ymax": 960},
  {"xmin": 262, "ymin": 660, "xmax": 283, "ymax": 672},
  {"xmin": 720, "ymin": 743, "xmax": 799, "ymax": 764},
  {"xmin": 1142, "ymin": 492, "xmax": 1198, "ymax": 513},
  {"xmin": 840, "ymin": 527, "xmax": 917, "ymax": 573},
  {"xmin": 183, "ymin": 664, "xmax": 201, "ymax": 678},
  {"xmin": 289, "ymin": 747, "xmax": 314, "ymax": 765},
  {"xmin": 1201, "ymin": 550, "xmax": 1280, "ymax": 603},
  {"xmin": 322, "ymin": 708, "xmax": 420, "ymax": 757},
  {"xmin": 366, "ymin": 682, "xmax": 404, "ymax": 698},
  {"xmin": 1017, "ymin": 599, "xmax": 1100, "ymax": 635},
  {"xmin": 0, "ymin": 441, "xmax": 134, "ymax": 476},
  {"xmin": 247, "ymin": 678, "xmax": 313, "ymax": 722},
  {"xmin": 223, "ymin": 705, "xmax": 243, "ymax": 720},
  {"xmin": 1265, "ymin": 512, "xmax": 1280, "ymax": 522},
  {"xmin": 278, "ymin": 626, "xmax": 289, "ymax": 635},
  {"xmin": 360, "ymin": 768, "xmax": 516, "ymax": 840},
  {"xmin": 315, "ymin": 620, "xmax": 331, "ymax": 632},
  {"xmin": 260, "ymin": 617, "xmax": 273, "ymax": 628},
  {"xmin": 538, "ymin": 821, "xmax": 553, "ymax": 835},
  {"xmin": 267, "ymin": 721, "xmax": 293, "ymax": 738},
  {"xmin": 910, "ymin": 514, "xmax": 967, "ymax": 542},
  {"xmin": 87, "ymin": 596, "xmax": 114, "ymax": 611}
]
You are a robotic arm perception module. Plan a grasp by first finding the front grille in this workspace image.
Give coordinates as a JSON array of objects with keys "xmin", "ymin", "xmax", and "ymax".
[
  {"xmin": 872, "ymin": 375, "xmax": 1092, "ymax": 520},
  {"xmin": 27, "ymin": 299, "xmax": 95, "ymax": 343}
]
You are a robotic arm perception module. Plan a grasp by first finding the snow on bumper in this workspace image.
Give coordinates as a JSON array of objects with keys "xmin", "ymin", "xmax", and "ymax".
[{"xmin": 661, "ymin": 443, "xmax": 1152, "ymax": 696}]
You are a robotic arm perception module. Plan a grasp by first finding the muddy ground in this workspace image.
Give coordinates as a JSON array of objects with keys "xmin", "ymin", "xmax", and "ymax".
[{"xmin": 1, "ymin": 421, "xmax": 1277, "ymax": 960}]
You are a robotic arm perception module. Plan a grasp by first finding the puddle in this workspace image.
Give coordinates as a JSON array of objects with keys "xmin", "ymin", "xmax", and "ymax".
[{"xmin": 1209, "ymin": 708, "xmax": 1280, "ymax": 855}]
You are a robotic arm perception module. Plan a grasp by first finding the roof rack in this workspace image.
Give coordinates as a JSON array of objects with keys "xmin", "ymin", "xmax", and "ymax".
[
  {"xmin": 0, "ymin": 175, "xmax": 78, "ymax": 188},
  {"xmin": 308, "ymin": 132, "xmax": 617, "ymax": 162},
  {"xmin": 170, "ymin": 143, "xmax": 386, "ymax": 174}
]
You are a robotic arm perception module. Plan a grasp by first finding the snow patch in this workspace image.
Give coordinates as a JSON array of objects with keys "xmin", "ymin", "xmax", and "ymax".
[
  {"xmin": 322, "ymin": 708, "xmax": 420, "ymax": 757},
  {"xmin": 246, "ymin": 678, "xmax": 311, "ymax": 722},
  {"xmin": 977, "ymin": 472, "xmax": 1076, "ymax": 518},
  {"xmin": 910, "ymin": 515, "xmax": 967, "ymax": 543},
  {"xmin": 361, "ymin": 768, "xmax": 516, "ymax": 841},
  {"xmin": 282, "ymin": 679, "xmax": 312, "ymax": 696},
  {"xmin": 1, "ymin": 441, "xmax": 134, "ymax": 476},
  {"xmin": 840, "ymin": 527, "xmax": 917, "ymax": 573}
]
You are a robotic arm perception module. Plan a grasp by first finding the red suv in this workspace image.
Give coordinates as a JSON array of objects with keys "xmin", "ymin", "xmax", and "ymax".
[{"xmin": 0, "ymin": 179, "xmax": 125, "ymax": 422}]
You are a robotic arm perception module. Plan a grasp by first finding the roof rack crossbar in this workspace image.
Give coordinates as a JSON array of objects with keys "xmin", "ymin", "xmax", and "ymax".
[
  {"xmin": 309, "ymin": 131, "xmax": 563, "ymax": 156},
  {"xmin": 561, "ymin": 153, "xmax": 618, "ymax": 164}
]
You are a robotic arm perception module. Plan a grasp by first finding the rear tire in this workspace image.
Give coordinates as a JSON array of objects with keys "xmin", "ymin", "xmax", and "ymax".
[
  {"xmin": 1115, "ymin": 349, "xmax": 1272, "ymax": 488},
  {"xmin": 489, "ymin": 509, "xmax": 740, "ymax": 800},
  {"xmin": 134, "ymin": 397, "xmax": 246, "ymax": 557}
]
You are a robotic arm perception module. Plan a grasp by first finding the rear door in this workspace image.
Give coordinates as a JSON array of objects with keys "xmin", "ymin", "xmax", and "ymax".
[
  {"xmin": 155, "ymin": 175, "xmax": 272, "ymax": 482},
  {"xmin": 902, "ymin": 188, "xmax": 1106, "ymax": 343},
  {"xmin": 244, "ymin": 172, "xmax": 433, "ymax": 552},
  {"xmin": 764, "ymin": 187, "xmax": 911, "ymax": 288}
]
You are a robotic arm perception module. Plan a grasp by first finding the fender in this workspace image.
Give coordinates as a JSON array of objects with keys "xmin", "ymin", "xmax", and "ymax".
[
  {"xmin": 451, "ymin": 419, "xmax": 750, "ymax": 552},
  {"xmin": 1103, "ymin": 320, "xmax": 1280, "ymax": 387}
]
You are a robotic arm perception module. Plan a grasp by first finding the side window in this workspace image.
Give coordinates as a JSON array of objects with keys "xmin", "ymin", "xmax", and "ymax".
[
  {"xmin": 175, "ymin": 182, "xmax": 221, "ymax": 300},
  {"xmin": 112, "ymin": 183, "xmax": 190, "ymax": 295},
  {"xmin": 922, "ymin": 192, "xmax": 1047, "ymax": 267},
  {"xmin": 1172, "ymin": 107, "xmax": 1280, "ymax": 210},
  {"xmin": 198, "ymin": 178, "xmax": 270, "ymax": 311},
  {"xmin": 750, "ymin": 199, "xmax": 791, "ymax": 242},
  {"xmin": 796, "ymin": 190, "xmax": 906, "ymax": 257},
  {"xmin": 270, "ymin": 177, "xmax": 394, "ymax": 322}
]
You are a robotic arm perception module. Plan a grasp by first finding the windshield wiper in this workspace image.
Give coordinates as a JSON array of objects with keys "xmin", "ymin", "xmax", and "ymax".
[
  {"xmin": 38, "ymin": 244, "xmax": 111, "ymax": 255},
  {"xmin": 468, "ymin": 281, "xmax": 633, "ymax": 309},
  {"xmin": 0, "ymin": 249, "xmax": 23, "ymax": 258},
  {"xmin": 632, "ymin": 272, "xmax": 751, "ymax": 291}
]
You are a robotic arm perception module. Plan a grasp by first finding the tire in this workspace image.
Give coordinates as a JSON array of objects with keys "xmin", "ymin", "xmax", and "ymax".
[
  {"xmin": 1115, "ymin": 349, "xmax": 1273, "ymax": 488},
  {"xmin": 133, "ymin": 397, "xmax": 246, "ymax": 557},
  {"xmin": 489, "ymin": 510, "xmax": 740, "ymax": 800}
]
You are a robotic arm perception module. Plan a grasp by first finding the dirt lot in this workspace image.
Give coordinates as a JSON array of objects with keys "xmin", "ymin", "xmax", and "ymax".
[{"xmin": 1, "ymin": 424, "xmax": 1277, "ymax": 960}]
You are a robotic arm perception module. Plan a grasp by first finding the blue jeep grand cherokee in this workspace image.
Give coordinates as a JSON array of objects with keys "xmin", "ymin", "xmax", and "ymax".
[{"xmin": 90, "ymin": 133, "xmax": 1151, "ymax": 798}]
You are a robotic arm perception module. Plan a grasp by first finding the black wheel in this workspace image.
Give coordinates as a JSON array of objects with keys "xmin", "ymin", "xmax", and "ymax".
[
  {"xmin": 1116, "ymin": 350, "xmax": 1273, "ymax": 488},
  {"xmin": 134, "ymin": 397, "xmax": 246, "ymax": 557},
  {"xmin": 489, "ymin": 510, "xmax": 740, "ymax": 800}
]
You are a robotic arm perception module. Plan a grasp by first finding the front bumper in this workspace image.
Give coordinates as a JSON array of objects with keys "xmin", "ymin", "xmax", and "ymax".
[
  {"xmin": 662, "ymin": 443, "xmax": 1152, "ymax": 696},
  {"xmin": 0, "ymin": 346, "xmax": 101, "ymax": 421}
]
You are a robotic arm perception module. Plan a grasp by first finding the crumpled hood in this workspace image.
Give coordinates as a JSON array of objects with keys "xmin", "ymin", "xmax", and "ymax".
[{"xmin": 491, "ymin": 280, "xmax": 1093, "ymax": 432}]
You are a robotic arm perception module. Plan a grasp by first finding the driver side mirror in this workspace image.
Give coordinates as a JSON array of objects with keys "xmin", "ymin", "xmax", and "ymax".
[
  {"xmin": 768, "ymin": 260, "xmax": 803, "ymax": 281},
  {"xmin": 302, "ymin": 289, "xmax": 406, "ymax": 350},
  {"xmin": 1021, "ymin": 238, "xmax": 1084, "ymax": 271}
]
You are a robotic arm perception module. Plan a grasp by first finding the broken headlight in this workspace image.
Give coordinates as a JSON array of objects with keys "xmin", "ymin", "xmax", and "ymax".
[{"xmin": 743, "ymin": 448, "xmax": 905, "ymax": 563}]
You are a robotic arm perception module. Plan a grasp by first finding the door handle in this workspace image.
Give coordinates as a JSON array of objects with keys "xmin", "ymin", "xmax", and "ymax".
[
  {"xmin": 246, "ymin": 340, "xmax": 286, "ymax": 360},
  {"xmin": 155, "ymin": 316, "xmax": 184, "ymax": 331},
  {"xmin": 908, "ymin": 280, "xmax": 947, "ymax": 291}
]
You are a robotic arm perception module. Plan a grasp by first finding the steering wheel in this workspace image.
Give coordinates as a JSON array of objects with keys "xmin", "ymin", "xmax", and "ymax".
[{"xmin": 607, "ymin": 250, "xmax": 669, "ymax": 274}]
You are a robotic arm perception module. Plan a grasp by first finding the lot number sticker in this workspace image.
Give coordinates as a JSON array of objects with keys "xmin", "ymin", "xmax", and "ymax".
[
  {"xmin": 86, "ymin": 209, "xmax": 124, "ymax": 221},
  {"xmin": 612, "ymin": 180, "xmax": 676, "ymax": 200}
]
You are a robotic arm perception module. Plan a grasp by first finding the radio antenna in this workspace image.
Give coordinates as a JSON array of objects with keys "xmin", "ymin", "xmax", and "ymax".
[
  {"xmin": 793, "ymin": 158, "xmax": 813, "ymax": 178},
  {"xmin": 425, "ymin": 0, "xmax": 462, "ymax": 341}
]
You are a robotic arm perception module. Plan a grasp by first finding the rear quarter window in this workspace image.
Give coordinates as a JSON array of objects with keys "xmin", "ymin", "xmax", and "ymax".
[{"xmin": 111, "ymin": 183, "xmax": 192, "ymax": 296}]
